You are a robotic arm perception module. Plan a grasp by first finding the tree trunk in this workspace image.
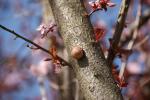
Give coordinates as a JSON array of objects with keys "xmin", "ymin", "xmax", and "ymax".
[{"xmin": 49, "ymin": 0, "xmax": 123, "ymax": 100}]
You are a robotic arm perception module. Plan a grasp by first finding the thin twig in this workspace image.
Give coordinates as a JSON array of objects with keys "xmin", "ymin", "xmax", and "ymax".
[
  {"xmin": 140, "ymin": 77, "xmax": 150, "ymax": 88},
  {"xmin": 138, "ymin": 9, "xmax": 150, "ymax": 29},
  {"xmin": 133, "ymin": 33, "xmax": 150, "ymax": 49},
  {"xmin": 119, "ymin": 9, "xmax": 150, "ymax": 47},
  {"xmin": 119, "ymin": 0, "xmax": 142, "ymax": 79},
  {"xmin": 107, "ymin": 0, "xmax": 131, "ymax": 67},
  {"xmin": 0, "ymin": 24, "xmax": 71, "ymax": 66}
]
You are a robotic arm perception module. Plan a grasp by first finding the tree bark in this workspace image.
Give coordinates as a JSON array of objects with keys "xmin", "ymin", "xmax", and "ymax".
[{"xmin": 49, "ymin": 0, "xmax": 123, "ymax": 100}]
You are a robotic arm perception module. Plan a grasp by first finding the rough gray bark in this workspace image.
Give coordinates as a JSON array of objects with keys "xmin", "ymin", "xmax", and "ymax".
[
  {"xmin": 49, "ymin": 0, "xmax": 123, "ymax": 100},
  {"xmin": 41, "ymin": 1, "xmax": 73, "ymax": 100}
]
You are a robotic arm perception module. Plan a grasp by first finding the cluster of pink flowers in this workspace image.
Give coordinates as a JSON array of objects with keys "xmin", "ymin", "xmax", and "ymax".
[
  {"xmin": 89, "ymin": 0, "xmax": 116, "ymax": 11},
  {"xmin": 36, "ymin": 21, "xmax": 57, "ymax": 38}
]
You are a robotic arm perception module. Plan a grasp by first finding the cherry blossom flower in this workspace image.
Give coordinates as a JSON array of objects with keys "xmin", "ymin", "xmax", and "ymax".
[
  {"xmin": 89, "ymin": 0, "xmax": 102, "ymax": 11},
  {"xmin": 127, "ymin": 62, "xmax": 142, "ymax": 74},
  {"xmin": 89, "ymin": 0, "xmax": 116, "ymax": 11},
  {"xmin": 30, "ymin": 61, "xmax": 50, "ymax": 76},
  {"xmin": 36, "ymin": 21, "xmax": 57, "ymax": 38},
  {"xmin": 53, "ymin": 64, "xmax": 62, "ymax": 74}
]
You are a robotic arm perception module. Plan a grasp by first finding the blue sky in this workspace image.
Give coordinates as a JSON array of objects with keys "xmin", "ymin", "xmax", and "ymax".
[
  {"xmin": 0, "ymin": 0, "xmax": 44, "ymax": 99},
  {"xmin": 0, "ymin": 0, "xmax": 42, "ymax": 58}
]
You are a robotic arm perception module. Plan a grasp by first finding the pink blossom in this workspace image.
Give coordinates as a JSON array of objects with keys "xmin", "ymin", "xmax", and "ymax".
[
  {"xmin": 4, "ymin": 72, "xmax": 22, "ymax": 86},
  {"xmin": 36, "ymin": 21, "xmax": 57, "ymax": 38},
  {"xmin": 36, "ymin": 24, "xmax": 46, "ymax": 35},
  {"xmin": 127, "ymin": 62, "xmax": 142, "ymax": 74},
  {"xmin": 30, "ymin": 61, "xmax": 50, "ymax": 76},
  {"xmin": 89, "ymin": 1, "xmax": 102, "ymax": 11},
  {"xmin": 53, "ymin": 64, "xmax": 62, "ymax": 74},
  {"xmin": 89, "ymin": 0, "xmax": 116, "ymax": 11}
]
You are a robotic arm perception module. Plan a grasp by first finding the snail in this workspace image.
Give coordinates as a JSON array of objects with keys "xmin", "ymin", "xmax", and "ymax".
[{"xmin": 71, "ymin": 46, "xmax": 84, "ymax": 60}]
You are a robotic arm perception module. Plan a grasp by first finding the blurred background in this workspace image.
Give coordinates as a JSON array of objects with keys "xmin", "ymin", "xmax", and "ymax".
[{"xmin": 0, "ymin": 0, "xmax": 150, "ymax": 100}]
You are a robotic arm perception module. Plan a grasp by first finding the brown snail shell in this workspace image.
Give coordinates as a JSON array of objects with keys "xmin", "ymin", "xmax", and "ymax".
[{"xmin": 71, "ymin": 47, "xmax": 84, "ymax": 59}]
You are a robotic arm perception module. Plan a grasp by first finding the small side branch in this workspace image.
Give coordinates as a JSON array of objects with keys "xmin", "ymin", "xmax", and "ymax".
[
  {"xmin": 107, "ymin": 0, "xmax": 131, "ymax": 67},
  {"xmin": 119, "ymin": 0, "xmax": 142, "ymax": 79},
  {"xmin": 119, "ymin": 9, "xmax": 150, "ymax": 47},
  {"xmin": 138, "ymin": 9, "xmax": 150, "ymax": 29},
  {"xmin": 0, "ymin": 24, "xmax": 70, "ymax": 66},
  {"xmin": 129, "ymin": 9, "xmax": 150, "ymax": 36}
]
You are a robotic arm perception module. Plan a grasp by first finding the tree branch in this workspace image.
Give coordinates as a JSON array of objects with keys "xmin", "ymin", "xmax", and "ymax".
[
  {"xmin": 120, "ymin": 9, "xmax": 150, "ymax": 48},
  {"xmin": 107, "ymin": 0, "xmax": 131, "ymax": 67},
  {"xmin": 119, "ymin": 0, "xmax": 142, "ymax": 79},
  {"xmin": 0, "ymin": 24, "xmax": 70, "ymax": 66},
  {"xmin": 138, "ymin": 9, "xmax": 150, "ymax": 29}
]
